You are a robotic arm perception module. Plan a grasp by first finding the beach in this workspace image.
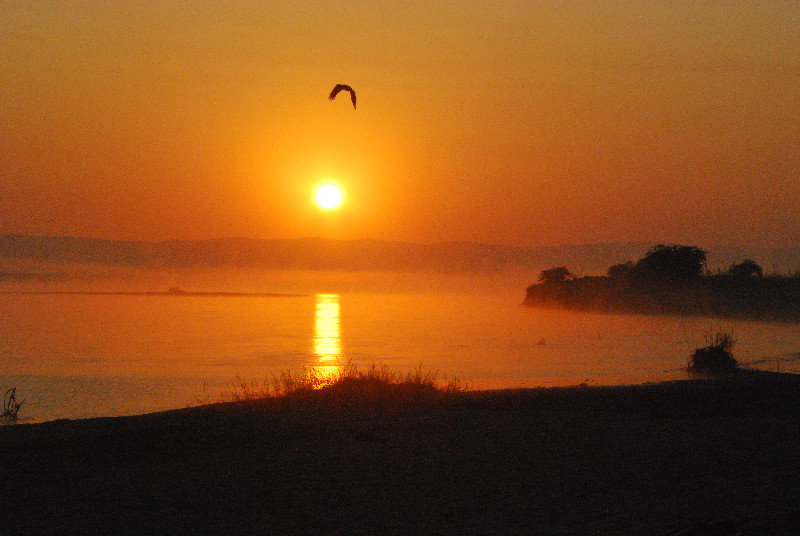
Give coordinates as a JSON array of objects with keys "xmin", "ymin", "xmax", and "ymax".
[{"xmin": 2, "ymin": 369, "xmax": 799, "ymax": 535}]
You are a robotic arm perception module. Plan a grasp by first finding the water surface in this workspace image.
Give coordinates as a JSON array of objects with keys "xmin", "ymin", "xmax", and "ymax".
[{"xmin": 2, "ymin": 284, "xmax": 798, "ymax": 421}]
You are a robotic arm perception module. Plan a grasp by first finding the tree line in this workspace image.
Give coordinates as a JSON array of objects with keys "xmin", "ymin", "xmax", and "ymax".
[{"xmin": 527, "ymin": 245, "xmax": 800, "ymax": 321}]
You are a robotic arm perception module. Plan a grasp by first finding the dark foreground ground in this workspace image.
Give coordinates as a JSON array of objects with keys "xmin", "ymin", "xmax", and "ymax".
[{"xmin": 2, "ymin": 371, "xmax": 800, "ymax": 535}]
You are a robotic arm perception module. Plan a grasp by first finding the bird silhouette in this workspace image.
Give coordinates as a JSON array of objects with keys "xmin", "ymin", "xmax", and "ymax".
[{"xmin": 329, "ymin": 84, "xmax": 356, "ymax": 109}]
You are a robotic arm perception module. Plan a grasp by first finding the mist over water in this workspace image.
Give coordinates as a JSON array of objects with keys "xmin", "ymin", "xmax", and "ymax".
[{"xmin": 2, "ymin": 269, "xmax": 798, "ymax": 422}]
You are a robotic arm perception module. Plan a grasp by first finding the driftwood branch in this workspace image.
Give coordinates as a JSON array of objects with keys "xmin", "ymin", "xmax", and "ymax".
[{"xmin": 2, "ymin": 387, "xmax": 24, "ymax": 421}]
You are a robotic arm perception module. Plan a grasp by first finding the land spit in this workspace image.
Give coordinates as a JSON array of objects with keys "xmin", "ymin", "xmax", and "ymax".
[{"xmin": 2, "ymin": 370, "xmax": 799, "ymax": 535}]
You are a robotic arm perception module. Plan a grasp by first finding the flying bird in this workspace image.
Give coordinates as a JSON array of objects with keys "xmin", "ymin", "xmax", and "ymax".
[{"xmin": 329, "ymin": 84, "xmax": 356, "ymax": 109}]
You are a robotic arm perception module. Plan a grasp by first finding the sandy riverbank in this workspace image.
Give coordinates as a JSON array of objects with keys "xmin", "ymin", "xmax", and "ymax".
[{"xmin": 2, "ymin": 370, "xmax": 799, "ymax": 535}]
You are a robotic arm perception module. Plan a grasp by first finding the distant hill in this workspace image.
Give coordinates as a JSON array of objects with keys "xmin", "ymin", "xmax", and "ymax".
[{"xmin": 1, "ymin": 234, "xmax": 798, "ymax": 275}]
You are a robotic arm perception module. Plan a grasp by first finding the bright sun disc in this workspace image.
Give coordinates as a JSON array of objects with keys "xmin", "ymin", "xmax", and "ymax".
[{"xmin": 314, "ymin": 184, "xmax": 343, "ymax": 210}]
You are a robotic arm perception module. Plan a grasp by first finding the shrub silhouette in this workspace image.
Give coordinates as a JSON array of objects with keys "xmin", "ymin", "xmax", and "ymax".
[
  {"xmin": 688, "ymin": 332, "xmax": 738, "ymax": 374},
  {"xmin": 727, "ymin": 259, "xmax": 763, "ymax": 279}
]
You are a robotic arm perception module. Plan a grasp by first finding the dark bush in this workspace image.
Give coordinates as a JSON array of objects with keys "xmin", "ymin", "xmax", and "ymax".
[
  {"xmin": 688, "ymin": 332, "xmax": 737, "ymax": 374},
  {"xmin": 727, "ymin": 259, "xmax": 763, "ymax": 279}
]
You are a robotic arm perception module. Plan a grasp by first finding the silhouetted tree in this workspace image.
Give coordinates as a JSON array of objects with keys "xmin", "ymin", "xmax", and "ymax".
[
  {"xmin": 538, "ymin": 266, "xmax": 573, "ymax": 284},
  {"xmin": 608, "ymin": 261, "xmax": 635, "ymax": 280},
  {"xmin": 727, "ymin": 259, "xmax": 763, "ymax": 279},
  {"xmin": 634, "ymin": 245, "xmax": 707, "ymax": 283}
]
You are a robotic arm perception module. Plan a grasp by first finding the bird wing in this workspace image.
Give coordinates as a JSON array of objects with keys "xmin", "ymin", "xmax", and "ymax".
[
  {"xmin": 329, "ymin": 84, "xmax": 346, "ymax": 100},
  {"xmin": 329, "ymin": 84, "xmax": 356, "ymax": 109}
]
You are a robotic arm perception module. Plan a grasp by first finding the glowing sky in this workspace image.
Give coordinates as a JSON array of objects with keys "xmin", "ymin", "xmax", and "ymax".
[{"xmin": 1, "ymin": 1, "xmax": 798, "ymax": 246}]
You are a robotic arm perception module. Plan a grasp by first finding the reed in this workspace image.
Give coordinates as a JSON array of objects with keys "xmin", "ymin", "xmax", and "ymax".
[{"xmin": 2, "ymin": 387, "xmax": 24, "ymax": 421}]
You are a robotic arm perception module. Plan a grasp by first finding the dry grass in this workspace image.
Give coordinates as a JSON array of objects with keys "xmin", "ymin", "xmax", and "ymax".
[{"xmin": 231, "ymin": 363, "xmax": 464, "ymax": 411}]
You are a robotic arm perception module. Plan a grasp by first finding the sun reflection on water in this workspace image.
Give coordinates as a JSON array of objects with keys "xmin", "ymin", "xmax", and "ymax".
[{"xmin": 313, "ymin": 294, "xmax": 342, "ymax": 383}]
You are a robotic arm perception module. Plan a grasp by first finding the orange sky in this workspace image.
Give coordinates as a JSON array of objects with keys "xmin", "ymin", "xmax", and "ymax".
[{"xmin": 1, "ymin": 1, "xmax": 798, "ymax": 247}]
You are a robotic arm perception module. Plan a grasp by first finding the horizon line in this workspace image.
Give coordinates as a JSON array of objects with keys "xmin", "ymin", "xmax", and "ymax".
[{"xmin": 3, "ymin": 232, "xmax": 798, "ymax": 251}]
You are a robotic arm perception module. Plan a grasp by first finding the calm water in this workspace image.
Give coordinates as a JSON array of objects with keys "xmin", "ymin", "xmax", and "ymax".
[{"xmin": 2, "ymin": 281, "xmax": 798, "ymax": 422}]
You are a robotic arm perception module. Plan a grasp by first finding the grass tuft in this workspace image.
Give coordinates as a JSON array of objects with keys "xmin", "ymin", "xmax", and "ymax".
[
  {"xmin": 688, "ymin": 331, "xmax": 738, "ymax": 374},
  {"xmin": 231, "ymin": 363, "xmax": 464, "ymax": 411}
]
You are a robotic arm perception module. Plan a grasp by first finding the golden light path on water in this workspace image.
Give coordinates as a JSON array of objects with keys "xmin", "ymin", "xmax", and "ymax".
[{"xmin": 313, "ymin": 294, "xmax": 342, "ymax": 382}]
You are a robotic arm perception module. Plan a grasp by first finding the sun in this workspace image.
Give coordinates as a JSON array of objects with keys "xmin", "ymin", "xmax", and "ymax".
[{"xmin": 314, "ymin": 184, "xmax": 344, "ymax": 210}]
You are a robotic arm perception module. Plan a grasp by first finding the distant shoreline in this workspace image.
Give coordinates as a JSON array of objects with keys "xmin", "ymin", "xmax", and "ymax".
[
  {"xmin": 0, "ymin": 290, "xmax": 308, "ymax": 298},
  {"xmin": 525, "ymin": 245, "xmax": 800, "ymax": 322},
  {"xmin": 523, "ymin": 279, "xmax": 800, "ymax": 322}
]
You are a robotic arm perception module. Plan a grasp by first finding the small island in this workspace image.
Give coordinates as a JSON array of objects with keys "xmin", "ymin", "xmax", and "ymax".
[{"xmin": 524, "ymin": 244, "xmax": 800, "ymax": 322}]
